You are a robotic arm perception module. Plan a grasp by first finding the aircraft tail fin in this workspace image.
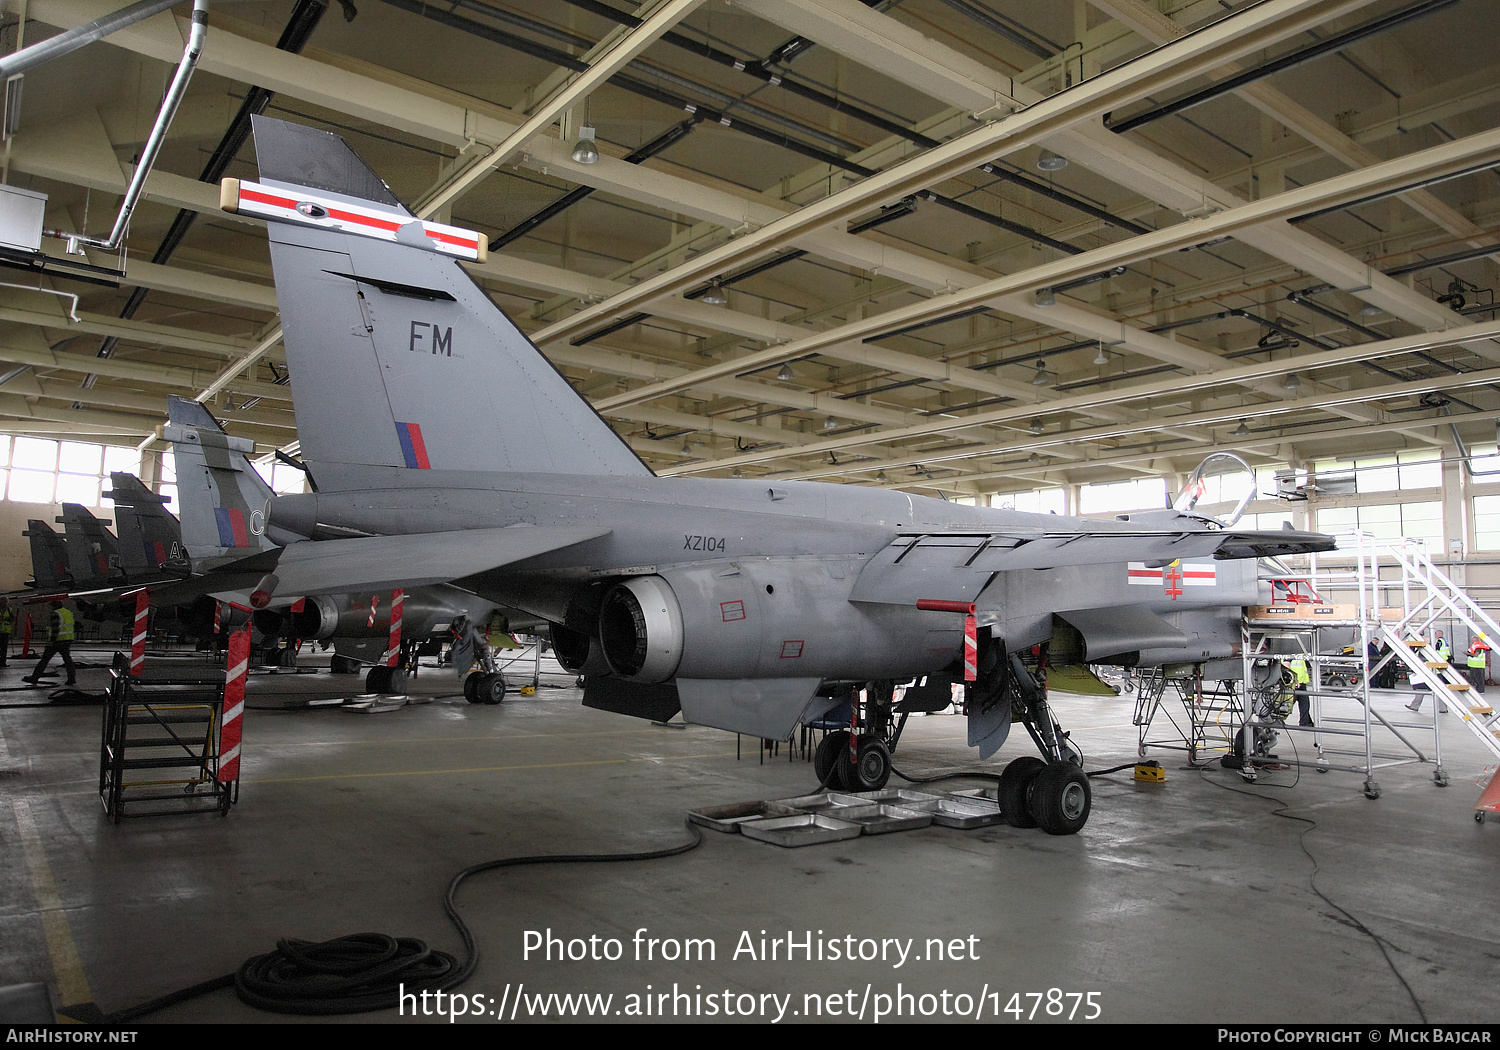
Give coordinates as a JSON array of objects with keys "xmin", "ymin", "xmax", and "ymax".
[
  {"xmin": 23, "ymin": 519, "xmax": 70, "ymax": 590},
  {"xmin": 59, "ymin": 504, "xmax": 121, "ymax": 587},
  {"xmin": 163, "ymin": 396, "xmax": 279, "ymax": 564},
  {"xmin": 106, "ymin": 472, "xmax": 189, "ymax": 576},
  {"xmin": 231, "ymin": 116, "xmax": 650, "ymax": 484}
]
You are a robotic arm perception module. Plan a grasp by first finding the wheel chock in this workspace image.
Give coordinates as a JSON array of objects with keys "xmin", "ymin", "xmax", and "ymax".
[{"xmin": 1133, "ymin": 760, "xmax": 1167, "ymax": 783}]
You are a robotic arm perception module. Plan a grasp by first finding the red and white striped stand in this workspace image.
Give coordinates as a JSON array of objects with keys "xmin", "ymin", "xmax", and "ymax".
[
  {"xmin": 129, "ymin": 589, "xmax": 151, "ymax": 676},
  {"xmin": 219, "ymin": 626, "xmax": 249, "ymax": 793},
  {"xmin": 384, "ymin": 588, "xmax": 404, "ymax": 668},
  {"xmin": 915, "ymin": 599, "xmax": 980, "ymax": 682}
]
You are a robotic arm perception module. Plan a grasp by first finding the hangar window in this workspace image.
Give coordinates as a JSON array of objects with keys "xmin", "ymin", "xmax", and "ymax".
[
  {"xmin": 1079, "ymin": 477, "xmax": 1167, "ymax": 516},
  {"xmin": 1316, "ymin": 502, "xmax": 1442, "ymax": 547},
  {"xmin": 1473, "ymin": 496, "xmax": 1500, "ymax": 551},
  {"xmin": 1311, "ymin": 451, "xmax": 1441, "ymax": 494},
  {"xmin": 1, "ymin": 439, "xmax": 143, "ymax": 508},
  {"xmin": 996, "ymin": 487, "xmax": 1065, "ymax": 515}
]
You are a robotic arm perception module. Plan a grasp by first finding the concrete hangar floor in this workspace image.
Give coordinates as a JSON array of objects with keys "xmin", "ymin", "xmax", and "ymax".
[{"xmin": 2, "ymin": 646, "xmax": 1497, "ymax": 1026}]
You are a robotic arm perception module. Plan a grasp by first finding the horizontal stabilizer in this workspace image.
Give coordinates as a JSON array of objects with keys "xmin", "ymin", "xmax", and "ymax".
[{"xmin": 214, "ymin": 525, "xmax": 610, "ymax": 603}]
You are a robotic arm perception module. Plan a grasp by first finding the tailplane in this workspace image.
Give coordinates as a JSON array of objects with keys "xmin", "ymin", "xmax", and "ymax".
[
  {"xmin": 163, "ymin": 396, "xmax": 279, "ymax": 565},
  {"xmin": 228, "ymin": 116, "xmax": 650, "ymax": 484}
]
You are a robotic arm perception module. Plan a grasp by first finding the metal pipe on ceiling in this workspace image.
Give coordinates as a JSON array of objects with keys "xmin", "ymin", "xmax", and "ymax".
[
  {"xmin": 87, "ymin": 0, "xmax": 333, "ymax": 381},
  {"xmin": 1104, "ymin": 0, "xmax": 1458, "ymax": 135},
  {"xmin": 0, "ymin": 0, "xmax": 180, "ymax": 79}
]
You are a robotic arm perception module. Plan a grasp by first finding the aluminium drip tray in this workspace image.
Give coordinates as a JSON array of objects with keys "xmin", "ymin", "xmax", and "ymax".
[{"xmin": 694, "ymin": 787, "xmax": 1003, "ymax": 846}]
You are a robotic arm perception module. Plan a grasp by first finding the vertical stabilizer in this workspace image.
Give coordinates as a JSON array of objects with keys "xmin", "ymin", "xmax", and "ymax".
[
  {"xmin": 107, "ymin": 473, "xmax": 188, "ymax": 575},
  {"xmin": 23, "ymin": 520, "xmax": 70, "ymax": 589},
  {"xmin": 242, "ymin": 116, "xmax": 649, "ymax": 483},
  {"xmin": 164, "ymin": 396, "xmax": 278, "ymax": 564},
  {"xmin": 59, "ymin": 504, "xmax": 122, "ymax": 587}
]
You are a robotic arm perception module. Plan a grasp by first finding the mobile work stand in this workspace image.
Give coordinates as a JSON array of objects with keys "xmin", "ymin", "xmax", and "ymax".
[
  {"xmin": 1239, "ymin": 534, "xmax": 1500, "ymax": 809},
  {"xmin": 99, "ymin": 652, "xmax": 238, "ymax": 822},
  {"xmin": 1133, "ymin": 667, "xmax": 1245, "ymax": 766}
]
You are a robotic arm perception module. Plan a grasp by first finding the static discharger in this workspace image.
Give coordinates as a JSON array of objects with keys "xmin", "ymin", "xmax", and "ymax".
[{"xmin": 1133, "ymin": 760, "xmax": 1167, "ymax": 783}]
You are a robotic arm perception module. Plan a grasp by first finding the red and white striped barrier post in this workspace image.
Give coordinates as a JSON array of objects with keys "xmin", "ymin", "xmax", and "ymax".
[
  {"xmin": 130, "ymin": 588, "xmax": 151, "ymax": 676},
  {"xmin": 916, "ymin": 599, "xmax": 979, "ymax": 682},
  {"xmin": 385, "ymin": 588, "xmax": 404, "ymax": 667},
  {"xmin": 219, "ymin": 626, "xmax": 249, "ymax": 785},
  {"xmin": 366, "ymin": 595, "xmax": 379, "ymax": 628}
]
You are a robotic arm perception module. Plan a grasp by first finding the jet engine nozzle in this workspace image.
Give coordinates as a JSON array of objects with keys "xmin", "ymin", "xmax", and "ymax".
[{"xmin": 598, "ymin": 576, "xmax": 683, "ymax": 683}]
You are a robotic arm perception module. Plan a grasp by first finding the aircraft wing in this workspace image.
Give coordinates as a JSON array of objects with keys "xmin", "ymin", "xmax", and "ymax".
[
  {"xmin": 199, "ymin": 524, "xmax": 611, "ymax": 603},
  {"xmin": 849, "ymin": 525, "xmax": 1335, "ymax": 605}
]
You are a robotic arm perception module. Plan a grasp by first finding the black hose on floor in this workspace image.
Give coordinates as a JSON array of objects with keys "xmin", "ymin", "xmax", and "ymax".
[{"xmin": 104, "ymin": 820, "xmax": 703, "ymax": 1020}]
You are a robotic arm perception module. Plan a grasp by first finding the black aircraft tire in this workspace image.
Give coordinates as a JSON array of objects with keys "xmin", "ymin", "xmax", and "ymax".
[
  {"xmin": 998, "ymin": 756, "xmax": 1047, "ymax": 828},
  {"xmin": 464, "ymin": 672, "xmax": 483, "ymax": 704},
  {"xmin": 848, "ymin": 738, "xmax": 891, "ymax": 791},
  {"xmin": 1029, "ymin": 761, "xmax": 1091, "ymax": 836},
  {"xmin": 386, "ymin": 668, "xmax": 410, "ymax": 695},
  {"xmin": 478, "ymin": 673, "xmax": 506, "ymax": 705},
  {"xmin": 365, "ymin": 667, "xmax": 391, "ymax": 694},
  {"xmin": 814, "ymin": 731, "xmax": 852, "ymax": 789}
]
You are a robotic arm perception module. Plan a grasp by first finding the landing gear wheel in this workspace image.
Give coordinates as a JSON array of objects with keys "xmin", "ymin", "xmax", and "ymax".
[
  {"xmin": 998, "ymin": 756, "xmax": 1047, "ymax": 828},
  {"xmin": 1476, "ymin": 811, "xmax": 1486, "ymax": 824},
  {"xmin": 365, "ymin": 666, "xmax": 391, "ymax": 693},
  {"xmin": 476, "ymin": 673, "xmax": 506, "ymax": 705},
  {"xmin": 464, "ymin": 672, "xmax": 483, "ymax": 704},
  {"xmin": 814, "ymin": 731, "xmax": 852, "ymax": 790},
  {"xmin": 847, "ymin": 738, "xmax": 891, "ymax": 791},
  {"xmin": 386, "ymin": 668, "xmax": 409, "ymax": 695},
  {"xmin": 1029, "ymin": 761, "xmax": 1091, "ymax": 835}
]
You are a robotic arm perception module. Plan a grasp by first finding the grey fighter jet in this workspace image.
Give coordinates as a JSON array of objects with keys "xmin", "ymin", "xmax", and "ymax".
[
  {"xmin": 162, "ymin": 397, "xmax": 515, "ymax": 698},
  {"xmin": 189, "ymin": 118, "xmax": 1334, "ymax": 833}
]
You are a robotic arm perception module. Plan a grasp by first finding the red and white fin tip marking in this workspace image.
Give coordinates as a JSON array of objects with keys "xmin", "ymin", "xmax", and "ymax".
[{"xmin": 221, "ymin": 178, "xmax": 488, "ymax": 264}]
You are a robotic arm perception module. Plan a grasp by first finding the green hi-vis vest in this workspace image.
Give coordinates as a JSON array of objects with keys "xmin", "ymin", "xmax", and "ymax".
[{"xmin": 54, "ymin": 608, "xmax": 74, "ymax": 642}]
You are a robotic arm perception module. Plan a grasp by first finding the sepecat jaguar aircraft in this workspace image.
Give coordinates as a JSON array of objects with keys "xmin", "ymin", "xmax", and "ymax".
[{"xmin": 177, "ymin": 116, "xmax": 1336, "ymax": 833}]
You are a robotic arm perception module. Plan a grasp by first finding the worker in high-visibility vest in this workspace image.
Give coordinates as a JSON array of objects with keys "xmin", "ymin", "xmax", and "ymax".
[
  {"xmin": 1287, "ymin": 657, "xmax": 1313, "ymax": 727},
  {"xmin": 23, "ymin": 600, "xmax": 76, "ymax": 687},
  {"xmin": 0, "ymin": 596, "xmax": 12, "ymax": 668},
  {"xmin": 1409, "ymin": 629, "xmax": 1452, "ymax": 714},
  {"xmin": 1467, "ymin": 638, "xmax": 1491, "ymax": 695}
]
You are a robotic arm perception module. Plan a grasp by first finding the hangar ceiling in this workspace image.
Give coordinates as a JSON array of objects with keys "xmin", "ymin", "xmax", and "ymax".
[{"xmin": 2, "ymin": 0, "xmax": 1500, "ymax": 497}]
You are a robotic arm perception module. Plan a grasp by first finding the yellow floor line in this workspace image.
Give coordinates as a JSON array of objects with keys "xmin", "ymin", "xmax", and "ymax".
[{"xmin": 12, "ymin": 799, "xmax": 93, "ymax": 1009}]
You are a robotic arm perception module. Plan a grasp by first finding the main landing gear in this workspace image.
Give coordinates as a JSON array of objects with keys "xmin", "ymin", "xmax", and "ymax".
[{"xmin": 994, "ymin": 650, "xmax": 1090, "ymax": 835}]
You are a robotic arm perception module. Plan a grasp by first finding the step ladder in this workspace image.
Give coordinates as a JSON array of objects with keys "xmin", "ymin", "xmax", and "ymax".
[
  {"xmin": 99, "ymin": 653, "xmax": 237, "ymax": 822},
  {"xmin": 1133, "ymin": 666, "xmax": 1244, "ymax": 764},
  {"xmin": 1374, "ymin": 543, "xmax": 1500, "ymax": 794}
]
